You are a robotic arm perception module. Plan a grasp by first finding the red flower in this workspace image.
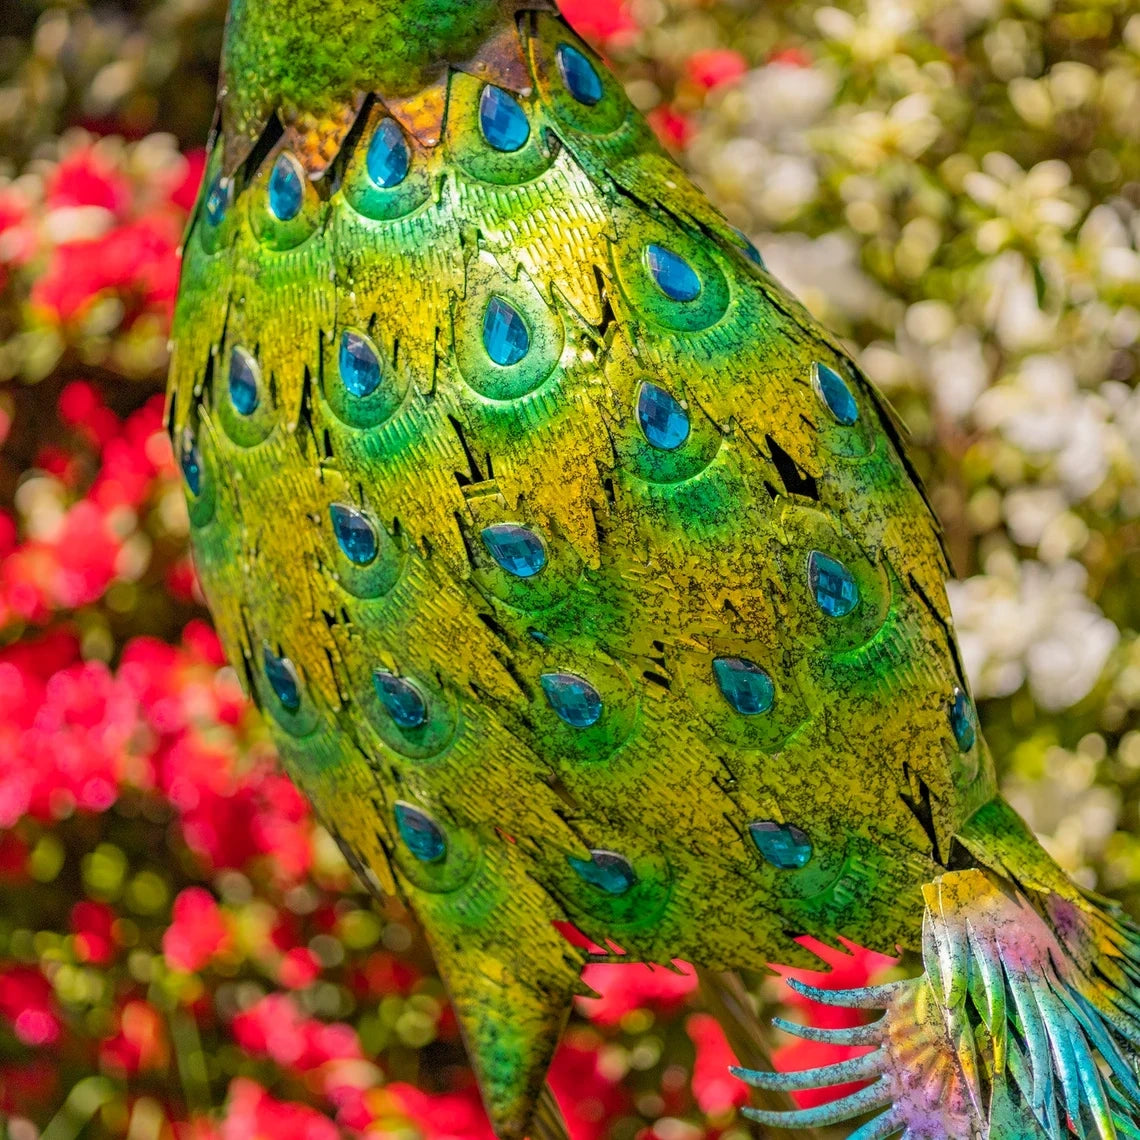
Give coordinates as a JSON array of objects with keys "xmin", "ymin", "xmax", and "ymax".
[
  {"xmin": 577, "ymin": 960, "xmax": 697, "ymax": 1026},
  {"xmin": 549, "ymin": 1036, "xmax": 630, "ymax": 1140},
  {"xmin": 278, "ymin": 946, "xmax": 321, "ymax": 990},
  {"xmin": 99, "ymin": 1000, "xmax": 169, "ymax": 1077},
  {"xmin": 70, "ymin": 900, "xmax": 117, "ymax": 965},
  {"xmin": 647, "ymin": 106, "xmax": 694, "ymax": 150},
  {"xmin": 558, "ymin": 0, "xmax": 635, "ymax": 43},
  {"xmin": 0, "ymin": 967, "xmax": 61, "ymax": 1047},
  {"xmin": 686, "ymin": 1012, "xmax": 749, "ymax": 1115},
  {"xmin": 45, "ymin": 146, "xmax": 132, "ymax": 215},
  {"xmin": 384, "ymin": 1082, "xmax": 496, "ymax": 1140},
  {"xmin": 686, "ymin": 49, "xmax": 748, "ymax": 90},
  {"xmin": 231, "ymin": 993, "xmax": 362, "ymax": 1073},
  {"xmin": 163, "ymin": 887, "xmax": 230, "ymax": 972},
  {"xmin": 219, "ymin": 1078, "xmax": 340, "ymax": 1140}
]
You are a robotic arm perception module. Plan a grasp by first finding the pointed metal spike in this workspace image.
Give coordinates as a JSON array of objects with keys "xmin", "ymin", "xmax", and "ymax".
[
  {"xmin": 742, "ymin": 1077, "xmax": 893, "ymax": 1129},
  {"xmin": 770, "ymin": 1014, "xmax": 886, "ymax": 1046},
  {"xmin": 1060, "ymin": 985, "xmax": 1140, "ymax": 1103},
  {"xmin": 785, "ymin": 975, "xmax": 913, "ymax": 1009},
  {"xmin": 731, "ymin": 1049, "xmax": 884, "ymax": 1093}
]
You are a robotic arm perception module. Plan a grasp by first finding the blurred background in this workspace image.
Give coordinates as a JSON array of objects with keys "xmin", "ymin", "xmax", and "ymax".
[{"xmin": 0, "ymin": 0, "xmax": 1137, "ymax": 1136}]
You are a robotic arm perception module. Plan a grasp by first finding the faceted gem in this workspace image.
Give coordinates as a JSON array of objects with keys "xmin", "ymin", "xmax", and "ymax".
[
  {"xmin": 479, "ymin": 85, "xmax": 530, "ymax": 152},
  {"xmin": 179, "ymin": 430, "xmax": 202, "ymax": 496},
  {"xmin": 366, "ymin": 118, "xmax": 410, "ymax": 188},
  {"xmin": 557, "ymin": 43, "xmax": 604, "ymax": 105},
  {"xmin": 950, "ymin": 688, "xmax": 976, "ymax": 752},
  {"xmin": 268, "ymin": 152, "xmax": 304, "ymax": 221},
  {"xmin": 645, "ymin": 244, "xmax": 701, "ymax": 302},
  {"xmin": 713, "ymin": 658, "xmax": 774, "ymax": 716},
  {"xmin": 540, "ymin": 673, "xmax": 602, "ymax": 729},
  {"xmin": 481, "ymin": 524, "xmax": 546, "ymax": 578},
  {"xmin": 749, "ymin": 821, "xmax": 813, "ymax": 870},
  {"xmin": 814, "ymin": 362, "xmax": 859, "ymax": 426},
  {"xmin": 373, "ymin": 671, "xmax": 428, "ymax": 729},
  {"xmin": 482, "ymin": 297, "xmax": 530, "ymax": 366},
  {"xmin": 567, "ymin": 850, "xmax": 635, "ymax": 894},
  {"xmin": 395, "ymin": 803, "xmax": 446, "ymax": 863},
  {"xmin": 228, "ymin": 347, "xmax": 260, "ymax": 416},
  {"xmin": 330, "ymin": 504, "xmax": 378, "ymax": 565},
  {"xmin": 339, "ymin": 330, "xmax": 382, "ymax": 398},
  {"xmin": 263, "ymin": 646, "xmax": 301, "ymax": 712},
  {"xmin": 204, "ymin": 176, "xmax": 230, "ymax": 226},
  {"xmin": 808, "ymin": 551, "xmax": 860, "ymax": 618},
  {"xmin": 637, "ymin": 381, "xmax": 690, "ymax": 451},
  {"xmin": 734, "ymin": 228, "xmax": 765, "ymax": 267}
]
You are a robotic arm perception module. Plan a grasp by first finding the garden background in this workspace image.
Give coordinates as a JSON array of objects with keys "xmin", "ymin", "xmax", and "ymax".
[{"xmin": 0, "ymin": 0, "xmax": 1137, "ymax": 1136}]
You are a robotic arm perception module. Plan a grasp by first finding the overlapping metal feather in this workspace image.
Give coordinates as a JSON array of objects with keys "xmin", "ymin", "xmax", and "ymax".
[{"xmin": 734, "ymin": 869, "xmax": 1140, "ymax": 1138}]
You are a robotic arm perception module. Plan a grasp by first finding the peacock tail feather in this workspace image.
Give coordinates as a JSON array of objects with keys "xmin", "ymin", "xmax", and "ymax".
[{"xmin": 168, "ymin": 2, "xmax": 1140, "ymax": 1135}]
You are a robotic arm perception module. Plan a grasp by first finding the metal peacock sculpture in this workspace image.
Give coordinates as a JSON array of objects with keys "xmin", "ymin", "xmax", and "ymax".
[{"xmin": 167, "ymin": 2, "xmax": 1140, "ymax": 1136}]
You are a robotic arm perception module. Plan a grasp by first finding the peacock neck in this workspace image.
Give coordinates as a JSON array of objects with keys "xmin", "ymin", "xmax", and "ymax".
[{"xmin": 218, "ymin": 0, "xmax": 531, "ymax": 174}]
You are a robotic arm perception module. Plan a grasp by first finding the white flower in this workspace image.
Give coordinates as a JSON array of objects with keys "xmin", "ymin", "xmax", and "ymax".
[{"xmin": 948, "ymin": 559, "xmax": 1119, "ymax": 710}]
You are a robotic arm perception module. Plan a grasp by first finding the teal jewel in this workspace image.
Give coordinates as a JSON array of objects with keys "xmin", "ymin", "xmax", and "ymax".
[
  {"xmin": 637, "ymin": 381, "xmax": 690, "ymax": 451},
  {"xmin": 568, "ymin": 850, "xmax": 635, "ymax": 894},
  {"xmin": 814, "ymin": 362, "xmax": 859, "ymax": 426},
  {"xmin": 268, "ymin": 152, "xmax": 303, "ymax": 221},
  {"xmin": 557, "ymin": 43, "xmax": 604, "ymax": 105},
  {"xmin": 808, "ymin": 551, "xmax": 859, "ymax": 618},
  {"xmin": 228, "ymin": 347, "xmax": 259, "ymax": 416},
  {"xmin": 713, "ymin": 658, "xmax": 774, "ymax": 716},
  {"xmin": 540, "ymin": 673, "xmax": 602, "ymax": 729},
  {"xmin": 263, "ymin": 647, "xmax": 301, "ymax": 712},
  {"xmin": 749, "ymin": 821, "xmax": 812, "ymax": 870},
  {"xmin": 479, "ymin": 85, "xmax": 530, "ymax": 152},
  {"xmin": 330, "ymin": 504, "xmax": 378, "ymax": 565},
  {"xmin": 204, "ymin": 175, "xmax": 230, "ymax": 226},
  {"xmin": 366, "ymin": 118, "xmax": 410, "ymax": 188},
  {"xmin": 373, "ymin": 671, "xmax": 428, "ymax": 729},
  {"xmin": 950, "ymin": 688, "xmax": 976, "ymax": 752},
  {"xmin": 734, "ymin": 228, "xmax": 765, "ymax": 267},
  {"xmin": 483, "ymin": 297, "xmax": 530, "ymax": 366},
  {"xmin": 339, "ymin": 330, "xmax": 382, "ymax": 398},
  {"xmin": 481, "ymin": 523, "xmax": 546, "ymax": 577},
  {"xmin": 394, "ymin": 803, "xmax": 446, "ymax": 863},
  {"xmin": 179, "ymin": 429, "xmax": 202, "ymax": 496},
  {"xmin": 645, "ymin": 243, "xmax": 702, "ymax": 303}
]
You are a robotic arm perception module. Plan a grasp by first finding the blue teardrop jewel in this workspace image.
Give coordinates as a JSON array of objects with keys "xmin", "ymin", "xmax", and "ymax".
[
  {"xmin": 330, "ymin": 504, "xmax": 378, "ymax": 565},
  {"xmin": 540, "ymin": 673, "xmax": 603, "ymax": 729},
  {"xmin": 637, "ymin": 381, "xmax": 690, "ymax": 451},
  {"xmin": 339, "ymin": 330, "xmax": 382, "ymax": 399},
  {"xmin": 645, "ymin": 244, "xmax": 701, "ymax": 302},
  {"xmin": 483, "ymin": 297, "xmax": 530, "ymax": 366},
  {"xmin": 373, "ymin": 671, "xmax": 428, "ymax": 729},
  {"xmin": 228, "ymin": 347, "xmax": 260, "ymax": 416},
  {"xmin": 950, "ymin": 688, "xmax": 976, "ymax": 752},
  {"xmin": 395, "ymin": 803, "xmax": 446, "ymax": 863},
  {"xmin": 568, "ymin": 850, "xmax": 635, "ymax": 894},
  {"xmin": 713, "ymin": 658, "xmax": 774, "ymax": 716},
  {"xmin": 366, "ymin": 118, "xmax": 410, "ymax": 188},
  {"xmin": 557, "ymin": 43, "xmax": 604, "ymax": 105},
  {"xmin": 814, "ymin": 362, "xmax": 859, "ymax": 426},
  {"xmin": 808, "ymin": 551, "xmax": 860, "ymax": 618},
  {"xmin": 479, "ymin": 85, "xmax": 530, "ymax": 152},
  {"xmin": 263, "ymin": 646, "xmax": 301, "ymax": 712},
  {"xmin": 268, "ymin": 152, "xmax": 304, "ymax": 221},
  {"xmin": 204, "ymin": 175, "xmax": 230, "ymax": 226},
  {"xmin": 179, "ymin": 429, "xmax": 202, "ymax": 496},
  {"xmin": 749, "ymin": 821, "xmax": 812, "ymax": 870},
  {"xmin": 481, "ymin": 524, "xmax": 546, "ymax": 578}
]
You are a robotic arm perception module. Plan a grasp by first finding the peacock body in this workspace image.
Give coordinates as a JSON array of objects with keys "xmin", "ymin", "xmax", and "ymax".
[{"xmin": 168, "ymin": 3, "xmax": 1140, "ymax": 1136}]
